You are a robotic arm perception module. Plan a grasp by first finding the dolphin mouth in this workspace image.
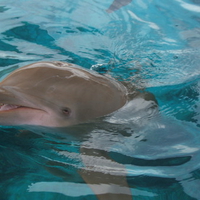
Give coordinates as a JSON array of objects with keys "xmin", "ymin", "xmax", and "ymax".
[
  {"xmin": 0, "ymin": 103, "xmax": 43, "ymax": 112},
  {"xmin": 0, "ymin": 101, "xmax": 50, "ymax": 127},
  {"xmin": 0, "ymin": 103, "xmax": 23, "ymax": 111}
]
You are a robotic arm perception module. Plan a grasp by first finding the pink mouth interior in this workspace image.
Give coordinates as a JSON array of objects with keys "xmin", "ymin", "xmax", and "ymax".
[{"xmin": 0, "ymin": 104, "xmax": 22, "ymax": 111}]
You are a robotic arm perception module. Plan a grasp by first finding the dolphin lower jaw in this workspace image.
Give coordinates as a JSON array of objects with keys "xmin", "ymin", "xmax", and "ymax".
[
  {"xmin": 0, "ymin": 103, "xmax": 24, "ymax": 111},
  {"xmin": 0, "ymin": 103, "xmax": 49, "ymax": 126},
  {"xmin": 0, "ymin": 103, "xmax": 44, "ymax": 113},
  {"xmin": 0, "ymin": 103, "xmax": 73, "ymax": 127}
]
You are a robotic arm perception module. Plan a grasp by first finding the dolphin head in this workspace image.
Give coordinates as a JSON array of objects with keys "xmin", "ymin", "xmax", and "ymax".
[{"xmin": 0, "ymin": 61, "xmax": 127, "ymax": 127}]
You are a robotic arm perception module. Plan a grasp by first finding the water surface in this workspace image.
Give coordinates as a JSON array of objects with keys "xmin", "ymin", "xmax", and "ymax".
[{"xmin": 0, "ymin": 0, "xmax": 200, "ymax": 199}]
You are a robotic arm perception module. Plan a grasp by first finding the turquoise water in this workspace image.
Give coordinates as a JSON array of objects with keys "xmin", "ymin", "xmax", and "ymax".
[{"xmin": 0, "ymin": 0, "xmax": 200, "ymax": 199}]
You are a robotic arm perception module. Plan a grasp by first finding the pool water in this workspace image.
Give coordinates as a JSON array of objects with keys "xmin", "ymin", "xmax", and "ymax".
[{"xmin": 0, "ymin": 0, "xmax": 200, "ymax": 199}]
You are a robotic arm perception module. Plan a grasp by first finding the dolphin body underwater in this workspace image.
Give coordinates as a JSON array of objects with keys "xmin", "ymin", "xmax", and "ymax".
[
  {"xmin": 106, "ymin": 0, "xmax": 132, "ymax": 13},
  {"xmin": 0, "ymin": 61, "xmax": 127, "ymax": 128}
]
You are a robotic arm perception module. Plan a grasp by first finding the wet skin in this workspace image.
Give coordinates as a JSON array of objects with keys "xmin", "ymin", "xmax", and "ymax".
[{"xmin": 0, "ymin": 61, "xmax": 127, "ymax": 128}]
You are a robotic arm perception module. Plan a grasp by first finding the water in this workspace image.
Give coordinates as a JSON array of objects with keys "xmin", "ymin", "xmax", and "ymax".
[{"xmin": 0, "ymin": 0, "xmax": 200, "ymax": 199}]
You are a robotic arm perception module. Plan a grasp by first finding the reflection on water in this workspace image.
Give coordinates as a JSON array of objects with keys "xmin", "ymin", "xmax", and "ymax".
[{"xmin": 0, "ymin": 0, "xmax": 200, "ymax": 199}]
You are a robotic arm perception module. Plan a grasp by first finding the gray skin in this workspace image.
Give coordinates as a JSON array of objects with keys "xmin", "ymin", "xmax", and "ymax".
[
  {"xmin": 0, "ymin": 61, "xmax": 132, "ymax": 200},
  {"xmin": 0, "ymin": 61, "xmax": 127, "ymax": 128},
  {"xmin": 106, "ymin": 0, "xmax": 132, "ymax": 13},
  {"xmin": 1, "ymin": 61, "xmax": 159, "ymax": 199}
]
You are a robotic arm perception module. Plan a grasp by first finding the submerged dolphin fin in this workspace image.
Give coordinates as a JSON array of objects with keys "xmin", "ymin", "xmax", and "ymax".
[{"xmin": 106, "ymin": 0, "xmax": 132, "ymax": 13}]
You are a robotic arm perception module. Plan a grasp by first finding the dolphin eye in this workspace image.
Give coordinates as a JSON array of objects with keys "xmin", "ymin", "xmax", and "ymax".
[{"xmin": 62, "ymin": 108, "xmax": 71, "ymax": 115}]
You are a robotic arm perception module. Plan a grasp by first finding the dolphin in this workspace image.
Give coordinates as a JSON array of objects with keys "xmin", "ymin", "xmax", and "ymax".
[
  {"xmin": 0, "ymin": 61, "xmax": 133, "ymax": 199},
  {"xmin": 106, "ymin": 0, "xmax": 132, "ymax": 13},
  {"xmin": 0, "ymin": 61, "xmax": 159, "ymax": 199},
  {"xmin": 0, "ymin": 61, "xmax": 127, "ymax": 128}
]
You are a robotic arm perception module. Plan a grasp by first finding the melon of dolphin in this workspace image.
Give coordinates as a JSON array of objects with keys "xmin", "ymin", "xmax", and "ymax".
[{"xmin": 0, "ymin": 61, "xmax": 127, "ymax": 127}]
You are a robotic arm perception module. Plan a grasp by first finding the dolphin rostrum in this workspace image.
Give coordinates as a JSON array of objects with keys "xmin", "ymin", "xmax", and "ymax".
[{"xmin": 0, "ymin": 61, "xmax": 127, "ymax": 128}]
